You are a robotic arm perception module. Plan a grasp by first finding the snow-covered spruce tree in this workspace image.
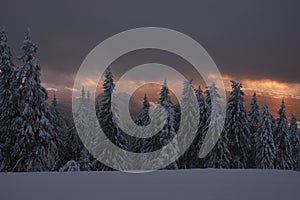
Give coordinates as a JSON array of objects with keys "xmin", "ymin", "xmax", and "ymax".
[
  {"xmin": 71, "ymin": 87, "xmax": 95, "ymax": 165},
  {"xmin": 96, "ymin": 67, "xmax": 116, "ymax": 137},
  {"xmin": 196, "ymin": 86, "xmax": 209, "ymax": 142},
  {"xmin": 275, "ymin": 99, "xmax": 294, "ymax": 170},
  {"xmin": 66, "ymin": 123, "xmax": 83, "ymax": 163},
  {"xmin": 203, "ymin": 83, "xmax": 231, "ymax": 168},
  {"xmin": 0, "ymin": 26, "xmax": 16, "ymax": 172},
  {"xmin": 154, "ymin": 80, "xmax": 179, "ymax": 169},
  {"xmin": 202, "ymin": 83, "xmax": 222, "ymax": 142},
  {"xmin": 50, "ymin": 93, "xmax": 70, "ymax": 169},
  {"xmin": 265, "ymin": 106, "xmax": 277, "ymax": 136},
  {"xmin": 248, "ymin": 92, "xmax": 260, "ymax": 168},
  {"xmin": 73, "ymin": 86, "xmax": 88, "ymax": 149},
  {"xmin": 184, "ymin": 85, "xmax": 208, "ymax": 168},
  {"xmin": 136, "ymin": 94, "xmax": 151, "ymax": 126},
  {"xmin": 12, "ymin": 30, "xmax": 58, "ymax": 172},
  {"xmin": 178, "ymin": 80, "xmax": 199, "ymax": 169},
  {"xmin": 196, "ymin": 85, "xmax": 213, "ymax": 167},
  {"xmin": 226, "ymin": 80, "xmax": 250, "ymax": 168},
  {"xmin": 201, "ymin": 83, "xmax": 217, "ymax": 137},
  {"xmin": 131, "ymin": 94, "xmax": 151, "ymax": 153},
  {"xmin": 94, "ymin": 67, "xmax": 128, "ymax": 171},
  {"xmin": 62, "ymin": 88, "xmax": 91, "ymax": 167},
  {"xmin": 255, "ymin": 105, "xmax": 276, "ymax": 169},
  {"xmin": 181, "ymin": 85, "xmax": 205, "ymax": 167},
  {"xmin": 204, "ymin": 131, "xmax": 231, "ymax": 168},
  {"xmin": 76, "ymin": 89, "xmax": 96, "ymax": 169},
  {"xmin": 290, "ymin": 115, "xmax": 300, "ymax": 169},
  {"xmin": 204, "ymin": 85, "xmax": 215, "ymax": 119}
]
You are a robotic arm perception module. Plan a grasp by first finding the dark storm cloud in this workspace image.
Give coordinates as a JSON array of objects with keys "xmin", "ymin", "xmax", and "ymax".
[{"xmin": 1, "ymin": 0, "xmax": 299, "ymax": 87}]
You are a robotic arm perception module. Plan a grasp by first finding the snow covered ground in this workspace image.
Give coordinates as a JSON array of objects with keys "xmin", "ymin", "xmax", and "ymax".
[{"xmin": 0, "ymin": 169, "xmax": 299, "ymax": 200}]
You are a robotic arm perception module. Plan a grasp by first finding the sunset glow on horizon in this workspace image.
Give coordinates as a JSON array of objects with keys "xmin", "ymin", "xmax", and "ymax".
[
  {"xmin": 221, "ymin": 75, "xmax": 300, "ymax": 100},
  {"xmin": 43, "ymin": 73, "xmax": 300, "ymax": 102}
]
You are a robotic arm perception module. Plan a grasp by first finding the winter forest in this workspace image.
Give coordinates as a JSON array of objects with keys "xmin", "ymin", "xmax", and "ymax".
[{"xmin": 0, "ymin": 28, "xmax": 299, "ymax": 173}]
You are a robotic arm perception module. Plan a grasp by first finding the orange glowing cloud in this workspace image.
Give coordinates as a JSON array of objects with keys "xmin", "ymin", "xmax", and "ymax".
[{"xmin": 221, "ymin": 75, "xmax": 300, "ymax": 99}]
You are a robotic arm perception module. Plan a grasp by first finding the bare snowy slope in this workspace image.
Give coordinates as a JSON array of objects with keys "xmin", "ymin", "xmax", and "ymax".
[{"xmin": 1, "ymin": 169, "xmax": 299, "ymax": 200}]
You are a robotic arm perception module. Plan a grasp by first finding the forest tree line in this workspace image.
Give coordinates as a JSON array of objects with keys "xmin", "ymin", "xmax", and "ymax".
[{"xmin": 0, "ymin": 28, "xmax": 299, "ymax": 172}]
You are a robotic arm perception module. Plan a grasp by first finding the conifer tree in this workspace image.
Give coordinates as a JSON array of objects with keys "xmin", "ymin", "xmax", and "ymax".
[
  {"xmin": 275, "ymin": 99, "xmax": 294, "ymax": 170},
  {"xmin": 188, "ymin": 85, "xmax": 208, "ymax": 168},
  {"xmin": 72, "ymin": 86, "xmax": 95, "ymax": 166},
  {"xmin": 132, "ymin": 94, "xmax": 151, "ymax": 153},
  {"xmin": 51, "ymin": 93, "xmax": 69, "ymax": 169},
  {"xmin": 196, "ymin": 86, "xmax": 208, "ymax": 141},
  {"xmin": 203, "ymin": 83, "xmax": 231, "ymax": 168},
  {"xmin": 289, "ymin": 115, "xmax": 299, "ymax": 169},
  {"xmin": 136, "ymin": 94, "xmax": 151, "ymax": 126},
  {"xmin": 12, "ymin": 30, "xmax": 58, "ymax": 172},
  {"xmin": 66, "ymin": 124, "xmax": 83, "ymax": 162},
  {"xmin": 255, "ymin": 105, "xmax": 276, "ymax": 169},
  {"xmin": 154, "ymin": 80, "xmax": 179, "ymax": 169},
  {"xmin": 178, "ymin": 80, "xmax": 198, "ymax": 169},
  {"xmin": 94, "ymin": 67, "xmax": 128, "ymax": 170},
  {"xmin": 226, "ymin": 80, "xmax": 250, "ymax": 168},
  {"xmin": 97, "ymin": 67, "xmax": 115, "ymax": 137},
  {"xmin": 248, "ymin": 92, "xmax": 260, "ymax": 168},
  {"xmin": 204, "ymin": 86, "xmax": 212, "ymax": 120},
  {"xmin": 0, "ymin": 26, "xmax": 15, "ymax": 172},
  {"xmin": 204, "ymin": 131, "xmax": 231, "ymax": 168}
]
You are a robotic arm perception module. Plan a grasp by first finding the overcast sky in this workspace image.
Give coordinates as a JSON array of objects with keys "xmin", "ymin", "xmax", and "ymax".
[{"xmin": 1, "ymin": 0, "xmax": 300, "ymax": 89}]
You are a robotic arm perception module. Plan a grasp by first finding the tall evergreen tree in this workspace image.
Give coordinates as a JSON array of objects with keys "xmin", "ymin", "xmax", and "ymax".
[
  {"xmin": 136, "ymin": 94, "xmax": 151, "ymax": 126},
  {"xmin": 64, "ymin": 88, "xmax": 92, "ymax": 168},
  {"xmin": 196, "ymin": 86, "xmax": 209, "ymax": 141},
  {"xmin": 178, "ymin": 80, "xmax": 198, "ymax": 169},
  {"xmin": 79, "ymin": 89, "xmax": 96, "ymax": 168},
  {"xmin": 154, "ymin": 80, "xmax": 179, "ymax": 169},
  {"xmin": 248, "ymin": 92, "xmax": 260, "ymax": 168},
  {"xmin": 289, "ymin": 115, "xmax": 300, "ymax": 169},
  {"xmin": 94, "ymin": 67, "xmax": 128, "ymax": 170},
  {"xmin": 132, "ymin": 94, "xmax": 151, "ymax": 153},
  {"xmin": 97, "ymin": 67, "xmax": 115, "ymax": 135},
  {"xmin": 204, "ymin": 86, "xmax": 212, "ymax": 120},
  {"xmin": 204, "ymin": 83, "xmax": 231, "ymax": 168},
  {"xmin": 255, "ymin": 105, "xmax": 276, "ymax": 169},
  {"xmin": 226, "ymin": 80, "xmax": 250, "ymax": 168},
  {"xmin": 0, "ymin": 26, "xmax": 15, "ymax": 172},
  {"xmin": 202, "ymin": 83, "xmax": 224, "ymax": 146},
  {"xmin": 74, "ymin": 86, "xmax": 89, "ymax": 145},
  {"xmin": 204, "ymin": 131, "xmax": 231, "ymax": 168},
  {"xmin": 12, "ymin": 30, "xmax": 58, "ymax": 172},
  {"xmin": 50, "ymin": 93, "xmax": 69, "ymax": 169},
  {"xmin": 66, "ymin": 123, "xmax": 83, "ymax": 163},
  {"xmin": 188, "ymin": 85, "xmax": 208, "ymax": 168},
  {"xmin": 275, "ymin": 99, "xmax": 294, "ymax": 170}
]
